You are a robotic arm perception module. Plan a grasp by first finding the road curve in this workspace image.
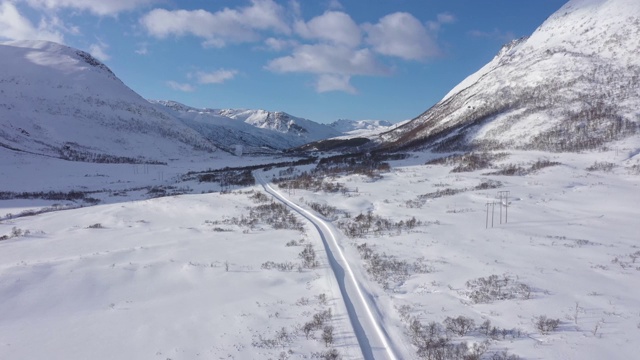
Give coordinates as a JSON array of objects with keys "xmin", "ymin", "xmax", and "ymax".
[{"xmin": 255, "ymin": 171, "xmax": 402, "ymax": 360}]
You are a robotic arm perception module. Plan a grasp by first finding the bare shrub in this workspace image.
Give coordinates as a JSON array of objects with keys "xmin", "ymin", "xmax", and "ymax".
[
  {"xmin": 465, "ymin": 274, "xmax": 532, "ymax": 303},
  {"xmin": 303, "ymin": 309, "xmax": 333, "ymax": 339},
  {"xmin": 322, "ymin": 326, "xmax": 334, "ymax": 346},
  {"xmin": 261, "ymin": 261, "xmax": 296, "ymax": 271},
  {"xmin": 355, "ymin": 243, "xmax": 434, "ymax": 289},
  {"xmin": 249, "ymin": 191, "xmax": 270, "ymax": 203},
  {"xmin": 338, "ymin": 212, "xmax": 423, "ymax": 238},
  {"xmin": 443, "ymin": 316, "xmax": 475, "ymax": 336},
  {"xmin": 475, "ymin": 180, "xmax": 503, "ymax": 190},
  {"xmin": 212, "ymin": 201, "xmax": 304, "ymax": 231},
  {"xmin": 285, "ymin": 239, "xmax": 300, "ymax": 247},
  {"xmin": 1, "ymin": 227, "xmax": 30, "ymax": 240},
  {"xmin": 490, "ymin": 350, "xmax": 521, "ymax": 360},
  {"xmin": 534, "ymin": 315, "xmax": 560, "ymax": 334},
  {"xmin": 311, "ymin": 348, "xmax": 341, "ymax": 360},
  {"xmin": 252, "ymin": 327, "xmax": 292, "ymax": 349},
  {"xmin": 586, "ymin": 161, "xmax": 616, "ymax": 172},
  {"xmin": 299, "ymin": 244, "xmax": 319, "ymax": 268}
]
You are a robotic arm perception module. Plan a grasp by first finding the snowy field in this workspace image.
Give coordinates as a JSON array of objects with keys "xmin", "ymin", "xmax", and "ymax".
[{"xmin": 1, "ymin": 143, "xmax": 639, "ymax": 359}]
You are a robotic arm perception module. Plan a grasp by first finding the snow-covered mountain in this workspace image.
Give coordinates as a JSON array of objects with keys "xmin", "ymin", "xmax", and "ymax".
[
  {"xmin": 329, "ymin": 119, "xmax": 394, "ymax": 135},
  {"xmin": 0, "ymin": 40, "xmax": 348, "ymax": 160},
  {"xmin": 152, "ymin": 100, "xmax": 339, "ymax": 154},
  {"xmin": 0, "ymin": 40, "xmax": 218, "ymax": 163},
  {"xmin": 152, "ymin": 101, "xmax": 344, "ymax": 153},
  {"xmin": 216, "ymin": 108, "xmax": 341, "ymax": 141},
  {"xmin": 376, "ymin": 0, "xmax": 640, "ymax": 152}
]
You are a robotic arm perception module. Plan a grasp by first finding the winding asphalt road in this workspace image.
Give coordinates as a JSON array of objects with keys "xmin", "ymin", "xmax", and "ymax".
[{"xmin": 255, "ymin": 171, "xmax": 403, "ymax": 360}]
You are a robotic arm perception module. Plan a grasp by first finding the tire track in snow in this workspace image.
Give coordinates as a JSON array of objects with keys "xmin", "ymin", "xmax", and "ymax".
[{"xmin": 255, "ymin": 172, "xmax": 401, "ymax": 360}]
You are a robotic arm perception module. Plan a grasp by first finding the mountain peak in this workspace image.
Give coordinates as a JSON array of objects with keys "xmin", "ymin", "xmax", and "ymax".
[
  {"xmin": 2, "ymin": 40, "xmax": 116, "ymax": 78},
  {"xmin": 0, "ymin": 40, "xmax": 218, "ymax": 162}
]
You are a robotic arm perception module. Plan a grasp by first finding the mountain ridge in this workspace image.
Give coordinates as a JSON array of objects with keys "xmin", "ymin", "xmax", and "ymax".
[
  {"xmin": 0, "ymin": 40, "xmax": 222, "ymax": 163},
  {"xmin": 373, "ymin": 0, "xmax": 640, "ymax": 153},
  {"xmin": 0, "ymin": 40, "xmax": 388, "ymax": 161}
]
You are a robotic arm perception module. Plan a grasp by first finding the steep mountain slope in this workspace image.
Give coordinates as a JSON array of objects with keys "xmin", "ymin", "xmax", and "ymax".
[
  {"xmin": 152, "ymin": 100, "xmax": 327, "ymax": 154},
  {"xmin": 0, "ymin": 40, "xmax": 218, "ymax": 163},
  {"xmin": 376, "ymin": 0, "xmax": 640, "ymax": 152}
]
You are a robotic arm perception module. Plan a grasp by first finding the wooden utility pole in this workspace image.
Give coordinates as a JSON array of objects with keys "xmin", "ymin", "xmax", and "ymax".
[
  {"xmin": 505, "ymin": 191, "xmax": 509, "ymax": 223},
  {"xmin": 499, "ymin": 193, "xmax": 503, "ymax": 224},
  {"xmin": 498, "ymin": 190, "xmax": 510, "ymax": 224},
  {"xmin": 491, "ymin": 201, "xmax": 495, "ymax": 228},
  {"xmin": 486, "ymin": 202, "xmax": 490, "ymax": 229}
]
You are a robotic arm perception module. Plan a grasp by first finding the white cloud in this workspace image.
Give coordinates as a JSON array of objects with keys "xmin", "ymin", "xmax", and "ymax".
[
  {"xmin": 166, "ymin": 81, "xmax": 195, "ymax": 92},
  {"xmin": 363, "ymin": 12, "xmax": 440, "ymax": 61},
  {"xmin": 89, "ymin": 41, "xmax": 109, "ymax": 61},
  {"xmin": 266, "ymin": 43, "xmax": 387, "ymax": 76},
  {"xmin": 0, "ymin": 2, "xmax": 64, "ymax": 42},
  {"xmin": 326, "ymin": 0, "xmax": 343, "ymax": 10},
  {"xmin": 316, "ymin": 74, "xmax": 355, "ymax": 94},
  {"xmin": 288, "ymin": 0, "xmax": 301, "ymax": 18},
  {"xmin": 241, "ymin": 0, "xmax": 289, "ymax": 33},
  {"xmin": 140, "ymin": 0, "xmax": 289, "ymax": 47},
  {"xmin": 266, "ymin": 43, "xmax": 388, "ymax": 94},
  {"xmin": 437, "ymin": 12, "xmax": 456, "ymax": 24},
  {"xmin": 469, "ymin": 28, "xmax": 516, "ymax": 42},
  {"xmin": 21, "ymin": 0, "xmax": 156, "ymax": 16},
  {"xmin": 428, "ymin": 12, "xmax": 456, "ymax": 31},
  {"xmin": 135, "ymin": 42, "xmax": 148, "ymax": 55},
  {"xmin": 264, "ymin": 37, "xmax": 297, "ymax": 51},
  {"xmin": 294, "ymin": 11, "xmax": 360, "ymax": 48},
  {"xmin": 193, "ymin": 69, "xmax": 238, "ymax": 84}
]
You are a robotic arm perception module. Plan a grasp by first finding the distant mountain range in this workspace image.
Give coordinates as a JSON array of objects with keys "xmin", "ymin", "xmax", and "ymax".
[{"xmin": 0, "ymin": 40, "xmax": 394, "ymax": 161}]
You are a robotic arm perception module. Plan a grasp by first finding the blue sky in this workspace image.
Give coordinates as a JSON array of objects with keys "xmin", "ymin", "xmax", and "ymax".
[{"xmin": 0, "ymin": 0, "xmax": 567, "ymax": 123}]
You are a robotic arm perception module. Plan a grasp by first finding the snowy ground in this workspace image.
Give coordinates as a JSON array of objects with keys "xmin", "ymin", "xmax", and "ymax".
[{"xmin": 1, "ymin": 143, "xmax": 639, "ymax": 359}]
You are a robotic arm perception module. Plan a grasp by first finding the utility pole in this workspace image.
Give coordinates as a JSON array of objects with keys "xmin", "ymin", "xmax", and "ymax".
[
  {"xmin": 498, "ymin": 190, "xmax": 510, "ymax": 224},
  {"xmin": 499, "ymin": 193, "xmax": 503, "ymax": 224},
  {"xmin": 491, "ymin": 201, "xmax": 495, "ymax": 228},
  {"xmin": 486, "ymin": 202, "xmax": 490, "ymax": 229},
  {"xmin": 505, "ymin": 192, "xmax": 509, "ymax": 223}
]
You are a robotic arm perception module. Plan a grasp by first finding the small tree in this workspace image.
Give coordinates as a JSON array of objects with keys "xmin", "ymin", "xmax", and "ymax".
[
  {"xmin": 534, "ymin": 315, "xmax": 560, "ymax": 334},
  {"xmin": 444, "ymin": 316, "xmax": 475, "ymax": 336},
  {"xmin": 322, "ymin": 325, "xmax": 334, "ymax": 346}
]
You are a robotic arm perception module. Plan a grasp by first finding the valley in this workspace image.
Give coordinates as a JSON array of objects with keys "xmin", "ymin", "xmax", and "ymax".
[
  {"xmin": 1, "ymin": 144, "xmax": 638, "ymax": 359},
  {"xmin": 1, "ymin": 0, "xmax": 639, "ymax": 359}
]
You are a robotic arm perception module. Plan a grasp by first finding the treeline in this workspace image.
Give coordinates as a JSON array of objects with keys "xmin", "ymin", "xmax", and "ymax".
[
  {"xmin": 185, "ymin": 157, "xmax": 317, "ymax": 177},
  {"xmin": 59, "ymin": 143, "xmax": 166, "ymax": 164},
  {"xmin": 0, "ymin": 190, "xmax": 99, "ymax": 203},
  {"xmin": 197, "ymin": 170, "xmax": 255, "ymax": 187},
  {"xmin": 272, "ymin": 152, "xmax": 406, "ymax": 193}
]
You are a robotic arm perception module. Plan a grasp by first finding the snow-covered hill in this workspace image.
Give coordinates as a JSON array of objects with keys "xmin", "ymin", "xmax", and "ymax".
[
  {"xmin": 376, "ymin": 0, "xmax": 640, "ymax": 152},
  {"xmin": 0, "ymin": 41, "xmax": 218, "ymax": 163}
]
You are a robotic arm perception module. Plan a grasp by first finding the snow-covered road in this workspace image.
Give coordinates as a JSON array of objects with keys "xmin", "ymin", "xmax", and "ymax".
[{"xmin": 255, "ymin": 171, "xmax": 404, "ymax": 360}]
